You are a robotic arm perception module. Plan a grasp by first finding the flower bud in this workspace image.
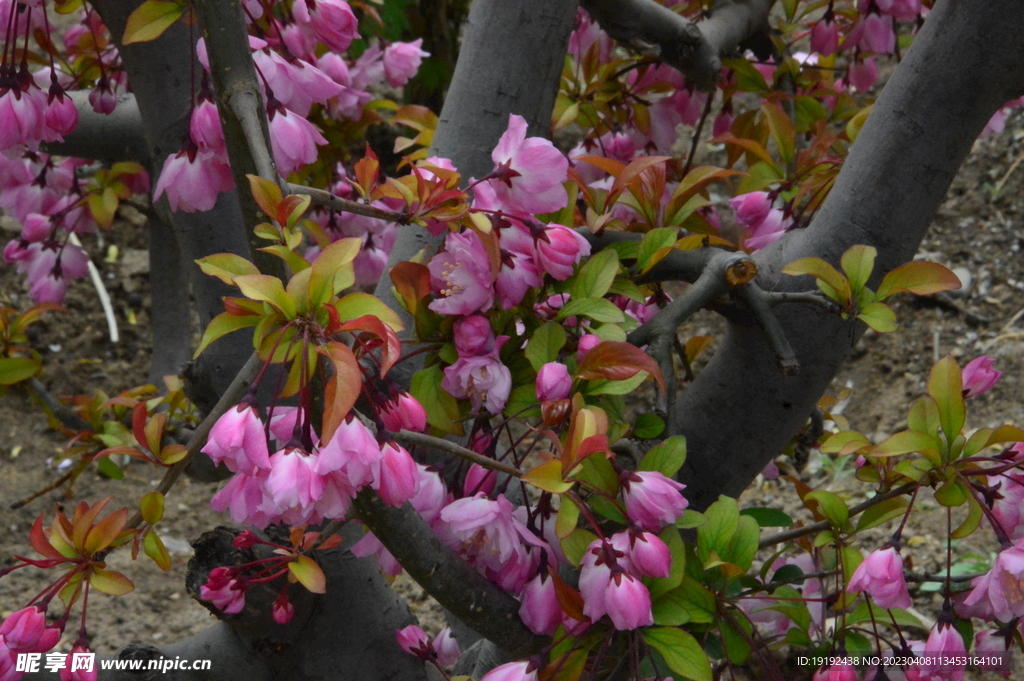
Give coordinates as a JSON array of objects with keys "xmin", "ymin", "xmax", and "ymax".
[{"xmin": 535, "ymin": 362, "xmax": 571, "ymax": 402}]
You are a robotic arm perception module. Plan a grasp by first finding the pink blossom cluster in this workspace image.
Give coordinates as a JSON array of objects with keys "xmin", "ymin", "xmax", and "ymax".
[
  {"xmin": 204, "ymin": 404, "xmax": 422, "ymax": 528},
  {"xmin": 729, "ymin": 191, "xmax": 791, "ymax": 251}
]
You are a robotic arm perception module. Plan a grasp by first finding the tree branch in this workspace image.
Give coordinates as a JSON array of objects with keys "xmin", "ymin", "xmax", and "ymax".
[
  {"xmin": 287, "ymin": 183, "xmax": 409, "ymax": 224},
  {"xmin": 26, "ymin": 378, "xmax": 92, "ymax": 431},
  {"xmin": 389, "ymin": 429, "xmax": 524, "ymax": 478},
  {"xmin": 733, "ymin": 283, "xmax": 800, "ymax": 375},
  {"xmin": 581, "ymin": 0, "xmax": 777, "ymax": 88},
  {"xmin": 39, "ymin": 91, "xmax": 150, "ymax": 163},
  {"xmin": 351, "ymin": 488, "xmax": 548, "ymax": 658}
]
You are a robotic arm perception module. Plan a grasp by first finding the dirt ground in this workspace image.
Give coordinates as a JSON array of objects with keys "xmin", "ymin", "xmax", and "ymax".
[{"xmin": 1, "ymin": 110, "xmax": 1022, "ymax": 674}]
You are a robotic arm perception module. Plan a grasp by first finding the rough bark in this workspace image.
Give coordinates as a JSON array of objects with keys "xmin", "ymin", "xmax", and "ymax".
[
  {"xmin": 672, "ymin": 0, "xmax": 1024, "ymax": 511},
  {"xmin": 147, "ymin": 214, "xmax": 193, "ymax": 384},
  {"xmin": 581, "ymin": 0, "xmax": 776, "ymax": 88}
]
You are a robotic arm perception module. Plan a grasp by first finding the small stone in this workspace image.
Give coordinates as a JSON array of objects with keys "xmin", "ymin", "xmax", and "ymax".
[{"xmin": 950, "ymin": 267, "xmax": 972, "ymax": 297}]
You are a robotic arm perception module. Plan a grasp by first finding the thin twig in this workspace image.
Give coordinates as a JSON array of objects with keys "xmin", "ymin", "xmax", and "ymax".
[
  {"xmin": 764, "ymin": 290, "xmax": 843, "ymax": 313},
  {"xmin": 288, "ymin": 184, "xmax": 409, "ymax": 224},
  {"xmin": 735, "ymin": 283, "xmax": 800, "ymax": 375},
  {"xmin": 388, "ymin": 429, "xmax": 524, "ymax": 478},
  {"xmin": 27, "ymin": 378, "xmax": 92, "ymax": 431},
  {"xmin": 758, "ymin": 483, "xmax": 918, "ymax": 548},
  {"xmin": 68, "ymin": 232, "xmax": 118, "ymax": 343}
]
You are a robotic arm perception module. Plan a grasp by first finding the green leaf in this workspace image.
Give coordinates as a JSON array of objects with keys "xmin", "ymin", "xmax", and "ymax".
[
  {"xmin": 726, "ymin": 516, "xmax": 759, "ymax": 571},
  {"xmin": 740, "ymin": 508, "xmax": 793, "ymax": 527},
  {"xmin": 89, "ymin": 568, "xmax": 134, "ymax": 595},
  {"xmin": 196, "ymin": 253, "xmax": 260, "ymax": 285},
  {"xmin": 525, "ymin": 322, "xmax": 567, "ymax": 371},
  {"xmin": 140, "ymin": 491, "xmax": 165, "ymax": 525},
  {"xmin": 841, "ymin": 245, "xmax": 877, "ymax": 294},
  {"xmin": 871, "ymin": 430, "xmax": 942, "ymax": 458},
  {"xmin": 308, "ymin": 238, "xmax": 360, "ymax": 305},
  {"xmin": 634, "ymin": 413, "xmax": 665, "ymax": 439},
  {"xmin": 556, "ymin": 298, "xmax": 626, "ymax": 323},
  {"xmin": 571, "ymin": 248, "xmax": 619, "ymax": 300},
  {"xmin": 522, "ymin": 460, "xmax": 573, "ymax": 494},
  {"xmin": 697, "ymin": 495, "xmax": 739, "ymax": 566},
  {"xmin": 720, "ymin": 612, "xmax": 753, "ymax": 665},
  {"xmin": 143, "ymin": 531, "xmax": 171, "ymax": 571},
  {"xmin": 122, "ymin": 0, "xmax": 183, "ymax": 44},
  {"xmin": 561, "ymin": 528, "xmax": 598, "ymax": 567},
  {"xmin": 289, "ymin": 555, "xmax": 326, "ymax": 593},
  {"xmin": 643, "ymin": 627, "xmax": 712, "ymax": 681},
  {"xmin": 935, "ymin": 480, "xmax": 969, "ymax": 507},
  {"xmin": 584, "ymin": 371, "xmax": 648, "ymax": 396},
  {"xmin": 410, "ymin": 365, "xmax": 463, "ymax": 436},
  {"xmin": 194, "ymin": 311, "xmax": 259, "ymax": 358},
  {"xmin": 95, "ymin": 456, "xmax": 124, "ymax": 480},
  {"xmin": 782, "ymin": 257, "xmax": 851, "ymax": 304},
  {"xmin": 928, "ymin": 355, "xmax": 965, "ymax": 442},
  {"xmin": 857, "ymin": 302, "xmax": 897, "ymax": 332},
  {"xmin": 0, "ymin": 357, "xmax": 39, "ymax": 385},
  {"xmin": 639, "ymin": 436, "xmax": 687, "ymax": 478},
  {"xmin": 855, "ymin": 496, "xmax": 909, "ymax": 531},
  {"xmin": 676, "ymin": 510, "xmax": 707, "ymax": 529},
  {"xmin": 876, "ymin": 261, "xmax": 962, "ymax": 300},
  {"xmin": 951, "ymin": 498, "xmax": 984, "ymax": 539},
  {"xmin": 637, "ymin": 228, "xmax": 678, "ymax": 272},
  {"xmin": 334, "ymin": 291, "xmax": 405, "ymax": 331},
  {"xmin": 234, "ymin": 274, "xmax": 295, "ymax": 318},
  {"xmin": 648, "ymin": 527, "xmax": 686, "ymax": 600},
  {"xmin": 805, "ymin": 490, "xmax": 849, "ymax": 528},
  {"xmin": 760, "ymin": 101, "xmax": 796, "ymax": 165}
]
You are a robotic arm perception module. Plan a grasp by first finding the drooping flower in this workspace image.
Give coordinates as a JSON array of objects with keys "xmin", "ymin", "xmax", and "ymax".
[
  {"xmin": 262, "ymin": 447, "xmax": 324, "ymax": 519},
  {"xmin": 0, "ymin": 606, "xmax": 60, "ymax": 653},
  {"xmin": 479, "ymin": 661, "xmax": 538, "ymax": 681},
  {"xmin": 292, "ymin": 0, "xmax": 359, "ymax": 54},
  {"xmin": 621, "ymin": 471, "xmax": 688, "ymax": 532},
  {"xmin": 383, "ymin": 39, "xmax": 429, "ymax": 88},
  {"xmin": 519, "ymin": 571, "xmax": 561, "ymax": 635},
  {"xmin": 623, "ymin": 530, "xmax": 671, "ymax": 579},
  {"xmin": 454, "ymin": 315, "xmax": 497, "ymax": 357},
  {"xmin": 433, "ymin": 627, "xmax": 460, "ymax": 667},
  {"xmin": 272, "ymin": 589, "xmax": 294, "ymax": 624},
  {"xmin": 59, "ymin": 643, "xmax": 98, "ymax": 681},
  {"xmin": 846, "ymin": 546, "xmax": 912, "ymax": 610},
  {"xmin": 915, "ymin": 622, "xmax": 967, "ymax": 681},
  {"xmin": 202, "ymin": 403, "xmax": 271, "ymax": 475},
  {"xmin": 373, "ymin": 442, "xmax": 419, "ymax": 507},
  {"xmin": 488, "ymin": 114, "xmax": 568, "ymax": 215},
  {"xmin": 957, "ymin": 542, "xmax": 1024, "ymax": 622},
  {"xmin": 267, "ymin": 105, "xmax": 328, "ymax": 176},
  {"xmin": 729, "ymin": 191, "xmax": 772, "ymax": 228},
  {"xmin": 603, "ymin": 572, "xmax": 654, "ymax": 630},
  {"xmin": 962, "ymin": 356, "xmax": 1001, "ymax": 397},
  {"xmin": 395, "ymin": 624, "xmax": 430, "ymax": 657},
  {"xmin": 811, "ymin": 16, "xmax": 839, "ymax": 56},
  {"xmin": 379, "ymin": 392, "xmax": 428, "ymax": 433},
  {"xmin": 153, "ymin": 144, "xmax": 234, "ymax": 213},
  {"xmin": 811, "ymin": 662, "xmax": 858, "ymax": 681}
]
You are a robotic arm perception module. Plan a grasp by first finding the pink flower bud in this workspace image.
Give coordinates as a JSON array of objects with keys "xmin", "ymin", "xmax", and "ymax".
[
  {"xmin": 395, "ymin": 624, "xmax": 430, "ymax": 657},
  {"xmin": 383, "ymin": 39, "xmax": 429, "ymax": 88},
  {"xmin": 728, "ymin": 191, "xmax": 772, "ymax": 228},
  {"xmin": 628, "ymin": 531, "xmax": 671, "ymax": 579},
  {"xmin": 604, "ymin": 572, "xmax": 653, "ymax": 630},
  {"xmin": 59, "ymin": 644, "xmax": 97, "ymax": 681},
  {"xmin": 577, "ymin": 334, "xmax": 601, "ymax": 362},
  {"xmin": 848, "ymin": 57, "xmax": 879, "ymax": 91},
  {"xmin": 811, "ymin": 663, "xmax": 857, "ymax": 681},
  {"xmin": 622, "ymin": 471, "xmax": 688, "ymax": 532},
  {"xmin": 811, "ymin": 18, "xmax": 839, "ymax": 56},
  {"xmin": 44, "ymin": 91, "xmax": 78, "ymax": 139},
  {"xmin": 535, "ymin": 362, "xmax": 571, "ymax": 402},
  {"xmin": 962, "ymin": 356, "xmax": 1001, "ymax": 397},
  {"xmin": 272, "ymin": 589, "xmax": 294, "ymax": 624},
  {"xmin": 463, "ymin": 463, "xmax": 497, "ymax": 496},
  {"xmin": 454, "ymin": 315, "xmax": 495, "ymax": 356},
  {"xmin": 374, "ymin": 443, "xmax": 419, "ymax": 507},
  {"xmin": 536, "ymin": 223, "xmax": 590, "ymax": 281},
  {"xmin": 203, "ymin": 403, "xmax": 271, "ymax": 475},
  {"xmin": 432, "ymin": 628, "xmax": 460, "ymax": 667},
  {"xmin": 380, "ymin": 392, "xmax": 428, "ymax": 433},
  {"xmin": 519, "ymin": 572, "xmax": 562, "ymax": 635},
  {"xmin": 0, "ymin": 605, "xmax": 60, "ymax": 653},
  {"xmin": 846, "ymin": 547, "xmax": 911, "ymax": 610}
]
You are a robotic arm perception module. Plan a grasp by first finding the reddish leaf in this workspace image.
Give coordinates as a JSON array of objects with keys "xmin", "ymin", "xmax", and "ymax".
[
  {"xmin": 611, "ymin": 155, "xmax": 672, "ymax": 197},
  {"xmin": 84, "ymin": 507, "xmax": 130, "ymax": 556},
  {"xmin": 389, "ymin": 261, "xmax": 431, "ymax": 314},
  {"xmin": 875, "ymin": 261, "xmax": 963, "ymax": 300},
  {"xmin": 577, "ymin": 342, "xmax": 666, "ymax": 395},
  {"xmin": 318, "ymin": 341, "xmax": 362, "ymax": 444},
  {"xmin": 30, "ymin": 514, "xmax": 63, "ymax": 560},
  {"xmin": 276, "ymin": 194, "xmax": 311, "ymax": 228},
  {"xmin": 247, "ymin": 175, "xmax": 283, "ymax": 219},
  {"xmin": 338, "ymin": 314, "xmax": 402, "ymax": 377},
  {"xmin": 548, "ymin": 567, "xmax": 585, "ymax": 621}
]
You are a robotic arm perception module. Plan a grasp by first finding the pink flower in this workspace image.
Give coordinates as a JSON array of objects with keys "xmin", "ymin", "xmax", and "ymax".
[
  {"xmin": 990, "ymin": 473, "xmax": 1024, "ymax": 541},
  {"xmin": 495, "ymin": 221, "xmax": 543, "ymax": 308},
  {"xmin": 442, "ymin": 354, "xmax": 512, "ymax": 414},
  {"xmin": 272, "ymin": 590, "xmax": 294, "ymax": 624},
  {"xmin": 846, "ymin": 547, "xmax": 911, "ymax": 610},
  {"xmin": 0, "ymin": 606, "xmax": 60, "ymax": 653},
  {"xmin": 577, "ymin": 334, "xmax": 601, "ymax": 362},
  {"xmin": 463, "ymin": 463, "xmax": 497, "ymax": 496},
  {"xmin": 887, "ymin": 0, "xmax": 921, "ymax": 22},
  {"xmin": 428, "ymin": 231, "xmax": 495, "ymax": 316},
  {"xmin": 44, "ymin": 89, "xmax": 78, "ymax": 141},
  {"xmin": 210, "ymin": 471, "xmax": 271, "ymax": 527},
  {"xmin": 579, "ymin": 541, "xmax": 614, "ymax": 622},
  {"xmin": 454, "ymin": 315, "xmax": 496, "ymax": 356},
  {"xmin": 957, "ymin": 543, "xmax": 1024, "ymax": 622},
  {"xmin": 383, "ymin": 39, "xmax": 429, "ymax": 88},
  {"xmin": 395, "ymin": 624, "xmax": 430, "ymax": 657},
  {"xmin": 535, "ymin": 362, "xmax": 571, "ymax": 402},
  {"xmin": 268, "ymin": 406, "xmax": 300, "ymax": 445},
  {"xmin": 189, "ymin": 99, "xmax": 224, "ymax": 152},
  {"xmin": 292, "ymin": 0, "xmax": 359, "ymax": 54},
  {"xmin": 20, "ymin": 213, "xmax": 50, "ymax": 242},
  {"xmin": 853, "ymin": 13, "xmax": 896, "ymax": 54},
  {"xmin": 380, "ymin": 392, "xmax": 428, "ymax": 433},
  {"xmin": 0, "ymin": 87, "xmax": 45, "ymax": 150},
  {"xmin": 153, "ymin": 145, "xmax": 234, "ymax": 213},
  {"xmin": 962, "ymin": 356, "xmax": 1001, "ymax": 397},
  {"xmin": 604, "ymin": 572, "xmax": 654, "ymax": 630},
  {"xmin": 811, "ymin": 17, "xmax": 839, "ymax": 56},
  {"xmin": 263, "ymin": 447, "xmax": 323, "ymax": 517},
  {"xmin": 268, "ymin": 106, "xmax": 327, "ymax": 175},
  {"xmin": 848, "ymin": 58, "xmax": 879, "ymax": 91},
  {"xmin": 489, "ymin": 114, "xmax": 568, "ymax": 215},
  {"xmin": 519, "ymin": 572, "xmax": 562, "ymax": 635},
  {"xmin": 730, "ymin": 191, "xmax": 772, "ymax": 227},
  {"xmin": 480, "ymin": 661, "xmax": 538, "ymax": 681},
  {"xmin": 88, "ymin": 81, "xmax": 116, "ymax": 114},
  {"xmin": 200, "ymin": 567, "xmax": 246, "ymax": 614},
  {"xmin": 433, "ymin": 627, "xmax": 460, "ymax": 667},
  {"xmin": 536, "ymin": 223, "xmax": 590, "ymax": 280},
  {"xmin": 974, "ymin": 629, "xmax": 1012, "ymax": 677},
  {"xmin": 315, "ymin": 417, "xmax": 382, "ymax": 490},
  {"xmin": 625, "ymin": 531, "xmax": 671, "ymax": 579},
  {"xmin": 374, "ymin": 443, "xmax": 419, "ymax": 507},
  {"xmin": 745, "ymin": 208, "xmax": 789, "ymax": 251},
  {"xmin": 812, "ymin": 663, "xmax": 857, "ymax": 681},
  {"xmin": 916, "ymin": 623, "xmax": 966, "ymax": 681},
  {"xmin": 621, "ymin": 471, "xmax": 688, "ymax": 532},
  {"xmin": 202, "ymin": 403, "xmax": 271, "ymax": 475},
  {"xmin": 59, "ymin": 644, "xmax": 97, "ymax": 681}
]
